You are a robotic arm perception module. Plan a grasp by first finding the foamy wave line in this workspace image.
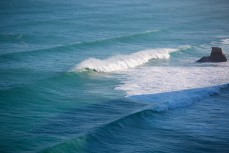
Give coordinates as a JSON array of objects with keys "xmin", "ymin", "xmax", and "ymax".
[
  {"xmin": 221, "ymin": 38, "xmax": 229, "ymax": 45},
  {"xmin": 129, "ymin": 84, "xmax": 229, "ymax": 112},
  {"xmin": 74, "ymin": 46, "xmax": 191, "ymax": 72}
]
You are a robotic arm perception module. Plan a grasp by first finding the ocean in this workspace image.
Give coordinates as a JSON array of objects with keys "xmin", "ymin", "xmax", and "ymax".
[{"xmin": 0, "ymin": 0, "xmax": 229, "ymax": 152}]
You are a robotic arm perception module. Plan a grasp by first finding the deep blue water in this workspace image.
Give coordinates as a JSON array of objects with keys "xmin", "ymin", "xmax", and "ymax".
[{"xmin": 0, "ymin": 0, "xmax": 229, "ymax": 152}]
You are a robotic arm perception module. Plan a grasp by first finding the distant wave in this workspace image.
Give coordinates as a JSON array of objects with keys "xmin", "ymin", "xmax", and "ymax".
[
  {"xmin": 74, "ymin": 46, "xmax": 191, "ymax": 72},
  {"xmin": 0, "ymin": 30, "xmax": 161, "ymax": 57}
]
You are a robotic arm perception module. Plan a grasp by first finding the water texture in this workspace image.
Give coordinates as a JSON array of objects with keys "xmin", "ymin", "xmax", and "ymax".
[{"xmin": 0, "ymin": 0, "xmax": 229, "ymax": 152}]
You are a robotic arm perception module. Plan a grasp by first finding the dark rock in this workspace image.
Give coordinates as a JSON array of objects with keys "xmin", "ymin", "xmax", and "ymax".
[
  {"xmin": 197, "ymin": 56, "xmax": 210, "ymax": 62},
  {"xmin": 196, "ymin": 47, "xmax": 227, "ymax": 63}
]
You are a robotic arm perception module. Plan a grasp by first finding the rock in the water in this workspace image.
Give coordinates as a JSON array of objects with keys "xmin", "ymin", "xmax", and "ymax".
[{"xmin": 196, "ymin": 47, "xmax": 227, "ymax": 63}]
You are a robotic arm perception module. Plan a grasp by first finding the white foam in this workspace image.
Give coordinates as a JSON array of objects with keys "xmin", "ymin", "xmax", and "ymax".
[
  {"xmin": 221, "ymin": 39, "xmax": 229, "ymax": 45},
  {"xmin": 74, "ymin": 46, "xmax": 190, "ymax": 72},
  {"xmin": 115, "ymin": 63, "xmax": 229, "ymax": 111}
]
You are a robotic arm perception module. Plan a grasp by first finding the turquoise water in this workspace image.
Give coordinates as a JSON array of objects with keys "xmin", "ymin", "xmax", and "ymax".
[{"xmin": 0, "ymin": 0, "xmax": 229, "ymax": 152}]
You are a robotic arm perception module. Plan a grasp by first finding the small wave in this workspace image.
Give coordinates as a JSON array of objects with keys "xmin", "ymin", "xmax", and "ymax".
[
  {"xmin": 74, "ymin": 46, "xmax": 191, "ymax": 72},
  {"xmin": 0, "ymin": 33, "xmax": 24, "ymax": 42},
  {"xmin": 117, "ymin": 29, "xmax": 161, "ymax": 40},
  {"xmin": 0, "ymin": 30, "xmax": 161, "ymax": 57}
]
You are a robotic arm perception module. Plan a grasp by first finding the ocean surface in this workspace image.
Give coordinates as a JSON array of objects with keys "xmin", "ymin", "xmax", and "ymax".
[{"xmin": 0, "ymin": 0, "xmax": 229, "ymax": 152}]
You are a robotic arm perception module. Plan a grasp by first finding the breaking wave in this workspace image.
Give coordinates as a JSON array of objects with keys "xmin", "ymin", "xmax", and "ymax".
[
  {"xmin": 42, "ymin": 84, "xmax": 229, "ymax": 153},
  {"xmin": 129, "ymin": 84, "xmax": 229, "ymax": 111},
  {"xmin": 74, "ymin": 46, "xmax": 190, "ymax": 72}
]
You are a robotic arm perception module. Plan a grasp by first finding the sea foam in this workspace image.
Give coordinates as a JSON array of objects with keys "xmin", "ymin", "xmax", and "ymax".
[
  {"xmin": 74, "ymin": 46, "xmax": 190, "ymax": 72},
  {"xmin": 115, "ymin": 64, "xmax": 229, "ymax": 111},
  {"xmin": 221, "ymin": 39, "xmax": 229, "ymax": 45}
]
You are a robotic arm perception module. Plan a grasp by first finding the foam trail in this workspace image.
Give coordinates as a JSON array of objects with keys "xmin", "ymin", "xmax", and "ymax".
[
  {"xmin": 74, "ymin": 46, "xmax": 190, "ymax": 72},
  {"xmin": 115, "ymin": 64, "xmax": 229, "ymax": 111},
  {"xmin": 133, "ymin": 84, "xmax": 228, "ymax": 112}
]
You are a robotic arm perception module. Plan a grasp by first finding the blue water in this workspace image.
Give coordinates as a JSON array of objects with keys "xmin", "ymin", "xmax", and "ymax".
[{"xmin": 1, "ymin": 0, "xmax": 229, "ymax": 152}]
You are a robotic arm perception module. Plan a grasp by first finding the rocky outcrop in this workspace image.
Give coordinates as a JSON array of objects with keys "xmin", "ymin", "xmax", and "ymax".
[{"xmin": 196, "ymin": 47, "xmax": 227, "ymax": 63}]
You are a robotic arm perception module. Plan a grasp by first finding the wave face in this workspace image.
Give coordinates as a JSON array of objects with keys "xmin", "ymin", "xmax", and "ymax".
[
  {"xmin": 74, "ymin": 46, "xmax": 189, "ymax": 72},
  {"xmin": 43, "ymin": 85, "xmax": 229, "ymax": 153}
]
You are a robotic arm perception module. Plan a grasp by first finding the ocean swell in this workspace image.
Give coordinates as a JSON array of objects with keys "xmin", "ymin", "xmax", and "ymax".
[{"xmin": 42, "ymin": 84, "xmax": 229, "ymax": 153}]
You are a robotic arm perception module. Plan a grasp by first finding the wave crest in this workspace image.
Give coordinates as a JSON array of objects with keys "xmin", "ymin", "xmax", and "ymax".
[{"xmin": 74, "ymin": 46, "xmax": 190, "ymax": 72}]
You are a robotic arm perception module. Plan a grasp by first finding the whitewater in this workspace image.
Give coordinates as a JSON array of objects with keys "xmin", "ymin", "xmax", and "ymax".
[
  {"xmin": 74, "ymin": 44, "xmax": 229, "ymax": 111},
  {"xmin": 1, "ymin": 0, "xmax": 229, "ymax": 153},
  {"xmin": 75, "ymin": 46, "xmax": 190, "ymax": 72}
]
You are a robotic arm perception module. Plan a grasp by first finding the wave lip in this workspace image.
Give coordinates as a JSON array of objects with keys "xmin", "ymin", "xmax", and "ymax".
[{"xmin": 74, "ymin": 47, "xmax": 189, "ymax": 72}]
